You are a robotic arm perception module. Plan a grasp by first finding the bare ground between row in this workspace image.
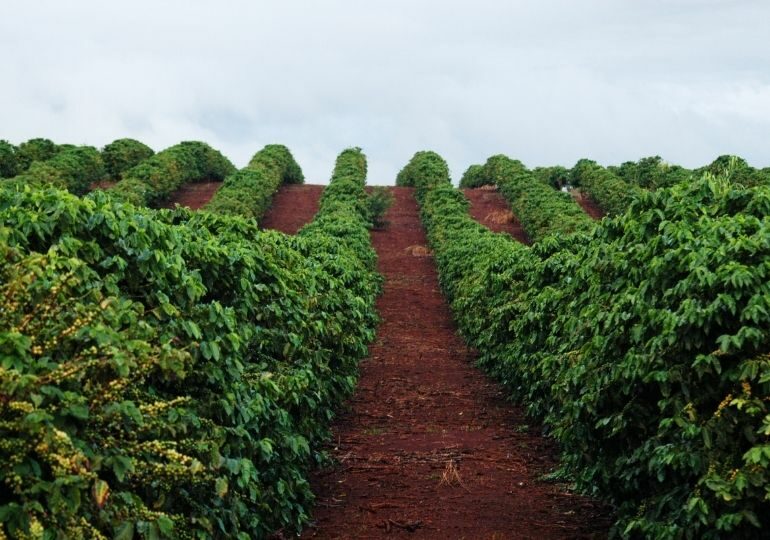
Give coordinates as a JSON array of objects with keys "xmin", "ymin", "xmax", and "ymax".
[{"xmin": 302, "ymin": 187, "xmax": 609, "ymax": 539}]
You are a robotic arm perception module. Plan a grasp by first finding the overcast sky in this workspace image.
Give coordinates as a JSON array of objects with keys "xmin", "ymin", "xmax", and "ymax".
[{"xmin": 1, "ymin": 0, "xmax": 768, "ymax": 184}]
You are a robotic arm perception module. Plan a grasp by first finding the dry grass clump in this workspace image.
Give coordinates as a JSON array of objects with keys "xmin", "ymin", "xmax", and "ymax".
[
  {"xmin": 405, "ymin": 245, "xmax": 433, "ymax": 257},
  {"xmin": 484, "ymin": 210, "xmax": 514, "ymax": 224},
  {"xmin": 439, "ymin": 459, "xmax": 469, "ymax": 491}
]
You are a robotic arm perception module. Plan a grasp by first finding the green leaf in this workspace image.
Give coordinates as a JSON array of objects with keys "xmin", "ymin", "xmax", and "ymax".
[
  {"xmin": 215, "ymin": 477, "xmax": 228, "ymax": 498},
  {"xmin": 114, "ymin": 522, "xmax": 135, "ymax": 540},
  {"xmin": 157, "ymin": 516, "xmax": 174, "ymax": 536},
  {"xmin": 111, "ymin": 455, "xmax": 135, "ymax": 482}
]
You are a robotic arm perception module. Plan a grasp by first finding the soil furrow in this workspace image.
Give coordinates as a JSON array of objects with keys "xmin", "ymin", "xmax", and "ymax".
[{"xmin": 303, "ymin": 187, "xmax": 609, "ymax": 539}]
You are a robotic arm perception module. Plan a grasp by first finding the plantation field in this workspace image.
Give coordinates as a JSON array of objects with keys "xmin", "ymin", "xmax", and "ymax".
[{"xmin": 1, "ymin": 139, "xmax": 769, "ymax": 539}]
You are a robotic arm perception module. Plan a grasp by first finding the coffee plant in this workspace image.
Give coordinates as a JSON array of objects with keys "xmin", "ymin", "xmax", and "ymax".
[
  {"xmin": 102, "ymin": 139, "xmax": 155, "ymax": 179},
  {"xmin": 9, "ymin": 146, "xmax": 105, "ymax": 196},
  {"xmin": 364, "ymin": 186, "xmax": 394, "ymax": 228},
  {"xmin": 407, "ymin": 150, "xmax": 770, "ymax": 539},
  {"xmin": 0, "ymin": 141, "xmax": 18, "ymax": 178},
  {"xmin": 698, "ymin": 155, "xmax": 770, "ymax": 188},
  {"xmin": 459, "ymin": 164, "xmax": 487, "ymax": 188},
  {"xmin": 109, "ymin": 142, "xmax": 235, "ymax": 207},
  {"xmin": 205, "ymin": 144, "xmax": 303, "ymax": 222},
  {"xmin": 611, "ymin": 156, "xmax": 693, "ymax": 189},
  {"xmin": 14, "ymin": 139, "xmax": 59, "ymax": 172},
  {"xmin": 532, "ymin": 165, "xmax": 570, "ymax": 189},
  {"xmin": 473, "ymin": 154, "xmax": 594, "ymax": 241},
  {"xmin": 0, "ymin": 145, "xmax": 380, "ymax": 539},
  {"xmin": 570, "ymin": 159, "xmax": 644, "ymax": 215}
]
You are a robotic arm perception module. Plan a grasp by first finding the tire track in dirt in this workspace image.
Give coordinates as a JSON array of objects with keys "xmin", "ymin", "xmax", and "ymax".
[
  {"xmin": 303, "ymin": 187, "xmax": 609, "ymax": 539},
  {"xmin": 260, "ymin": 184, "xmax": 325, "ymax": 233},
  {"xmin": 463, "ymin": 187, "xmax": 530, "ymax": 243}
]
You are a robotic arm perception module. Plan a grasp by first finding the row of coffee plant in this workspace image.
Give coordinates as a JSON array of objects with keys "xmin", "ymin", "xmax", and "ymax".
[
  {"xmin": 205, "ymin": 144, "xmax": 304, "ymax": 221},
  {"xmin": 7, "ymin": 146, "xmax": 106, "ymax": 196},
  {"xmin": 1, "ymin": 138, "xmax": 156, "ymax": 184},
  {"xmin": 574, "ymin": 155, "xmax": 770, "ymax": 214},
  {"xmin": 109, "ymin": 142, "xmax": 235, "ymax": 207},
  {"xmin": 0, "ymin": 148, "xmax": 379, "ymax": 538},
  {"xmin": 475, "ymin": 154, "xmax": 594, "ymax": 241},
  {"xmin": 570, "ymin": 159, "xmax": 644, "ymax": 215},
  {"xmin": 461, "ymin": 156, "xmax": 651, "ymax": 217},
  {"xmin": 608, "ymin": 156, "xmax": 692, "ymax": 189},
  {"xmin": 697, "ymin": 155, "xmax": 770, "ymax": 188},
  {"xmin": 408, "ymin": 150, "xmax": 770, "ymax": 538},
  {"xmin": 462, "ymin": 154, "xmax": 769, "ymax": 217},
  {"xmin": 0, "ymin": 138, "xmax": 63, "ymax": 178},
  {"xmin": 102, "ymin": 139, "xmax": 155, "ymax": 179}
]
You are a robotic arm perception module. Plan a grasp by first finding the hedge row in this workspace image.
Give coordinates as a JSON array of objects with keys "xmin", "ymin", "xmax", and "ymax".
[
  {"xmin": 109, "ymin": 141, "xmax": 235, "ymax": 207},
  {"xmin": 102, "ymin": 139, "xmax": 155, "ymax": 179},
  {"xmin": 0, "ymin": 147, "xmax": 379, "ymax": 538},
  {"xmin": 699, "ymin": 155, "xmax": 770, "ymax": 188},
  {"xmin": 395, "ymin": 150, "xmax": 452, "ymax": 194},
  {"xmin": 6, "ymin": 146, "xmax": 105, "ymax": 196},
  {"xmin": 204, "ymin": 145, "xmax": 303, "ymax": 221},
  {"xmin": 458, "ymin": 164, "xmax": 486, "ymax": 188},
  {"xmin": 0, "ymin": 139, "xmax": 63, "ymax": 179},
  {"xmin": 532, "ymin": 165, "xmax": 570, "ymax": 190},
  {"xmin": 462, "ymin": 163, "xmax": 572, "ymax": 191},
  {"xmin": 0, "ymin": 138, "xmax": 157, "ymax": 184},
  {"xmin": 298, "ymin": 147, "xmax": 380, "ymax": 273},
  {"xmin": 570, "ymin": 159, "xmax": 644, "ymax": 216},
  {"xmin": 0, "ymin": 141, "xmax": 19, "ymax": 178},
  {"xmin": 608, "ymin": 156, "xmax": 693, "ymax": 189},
  {"xmin": 409, "ymin": 149, "xmax": 770, "ymax": 538},
  {"xmin": 475, "ymin": 154, "xmax": 594, "ymax": 242}
]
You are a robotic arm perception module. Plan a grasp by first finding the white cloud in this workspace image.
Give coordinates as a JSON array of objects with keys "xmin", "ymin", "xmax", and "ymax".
[{"xmin": 1, "ymin": 0, "xmax": 769, "ymax": 183}]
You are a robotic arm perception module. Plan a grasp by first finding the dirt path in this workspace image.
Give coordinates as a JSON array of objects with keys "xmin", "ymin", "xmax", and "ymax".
[
  {"xmin": 303, "ymin": 187, "xmax": 609, "ymax": 539},
  {"xmin": 463, "ymin": 187, "xmax": 530, "ymax": 243},
  {"xmin": 571, "ymin": 190, "xmax": 604, "ymax": 220},
  {"xmin": 161, "ymin": 181, "xmax": 222, "ymax": 210},
  {"xmin": 260, "ymin": 184, "xmax": 325, "ymax": 233}
]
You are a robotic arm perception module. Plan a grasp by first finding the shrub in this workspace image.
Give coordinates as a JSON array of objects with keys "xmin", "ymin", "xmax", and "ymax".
[
  {"xmin": 459, "ymin": 164, "xmax": 487, "ymax": 188},
  {"xmin": 11, "ymin": 146, "xmax": 105, "ymax": 195},
  {"xmin": 102, "ymin": 138, "xmax": 155, "ymax": 179},
  {"xmin": 15, "ymin": 138, "xmax": 58, "ymax": 171},
  {"xmin": 532, "ymin": 165, "xmax": 570, "ymax": 189},
  {"xmin": 205, "ymin": 144, "xmax": 304, "ymax": 222},
  {"xmin": 614, "ymin": 156, "xmax": 693, "ymax": 189},
  {"xmin": 570, "ymin": 160, "xmax": 643, "ymax": 215},
  {"xmin": 475, "ymin": 154, "xmax": 593, "ymax": 241},
  {"xmin": 394, "ymin": 150, "xmax": 451, "ymax": 199},
  {"xmin": 411, "ymin": 149, "xmax": 770, "ymax": 538},
  {"xmin": 0, "ymin": 145, "xmax": 380, "ymax": 538},
  {"xmin": 700, "ymin": 155, "xmax": 770, "ymax": 187},
  {"xmin": 365, "ymin": 186, "xmax": 394, "ymax": 228},
  {"xmin": 109, "ymin": 141, "xmax": 235, "ymax": 206},
  {"xmin": 0, "ymin": 140, "xmax": 18, "ymax": 178}
]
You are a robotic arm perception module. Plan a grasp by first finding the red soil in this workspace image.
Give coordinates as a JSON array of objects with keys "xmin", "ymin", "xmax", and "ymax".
[
  {"xmin": 161, "ymin": 181, "xmax": 222, "ymax": 211},
  {"xmin": 571, "ymin": 190, "xmax": 605, "ymax": 220},
  {"xmin": 301, "ymin": 187, "xmax": 609, "ymax": 539},
  {"xmin": 463, "ymin": 187, "xmax": 530, "ymax": 244},
  {"xmin": 259, "ymin": 184, "xmax": 326, "ymax": 233}
]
